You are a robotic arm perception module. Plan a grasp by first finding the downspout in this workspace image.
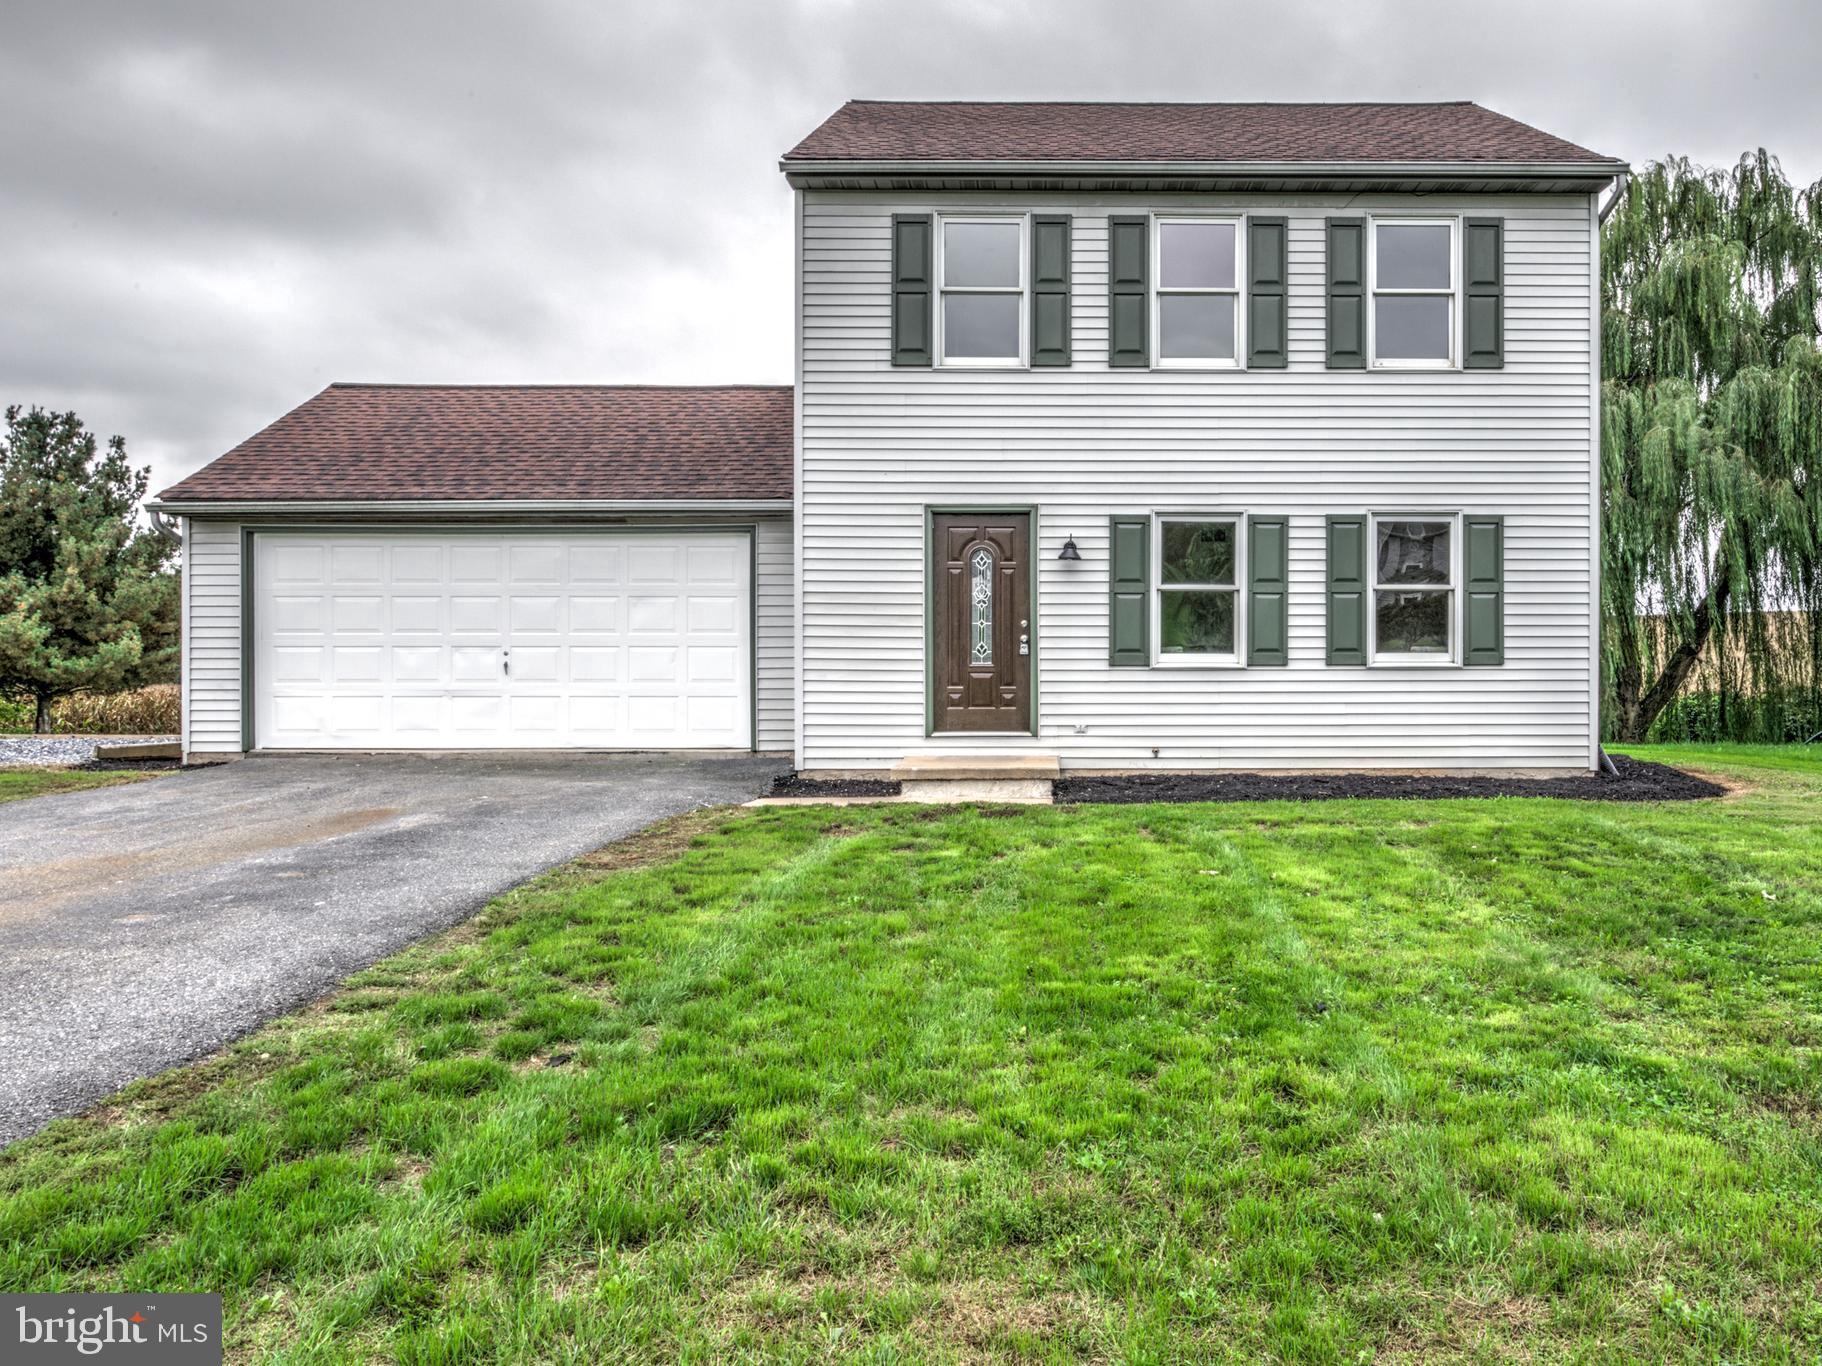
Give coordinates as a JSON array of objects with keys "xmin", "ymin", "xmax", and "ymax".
[
  {"xmin": 147, "ymin": 507, "xmax": 183, "ymax": 544},
  {"xmin": 1598, "ymin": 171, "xmax": 1629, "ymax": 224}
]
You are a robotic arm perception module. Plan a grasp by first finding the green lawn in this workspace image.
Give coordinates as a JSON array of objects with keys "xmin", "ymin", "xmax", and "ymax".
[
  {"xmin": 0, "ymin": 766, "xmax": 158, "ymax": 804},
  {"xmin": 4, "ymin": 745, "xmax": 1821, "ymax": 1362}
]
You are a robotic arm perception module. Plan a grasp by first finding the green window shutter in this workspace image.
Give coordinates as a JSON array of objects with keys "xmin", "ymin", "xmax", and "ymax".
[
  {"xmin": 1246, "ymin": 217, "xmax": 1288, "ymax": 369},
  {"xmin": 1108, "ymin": 517, "xmax": 1150, "ymax": 667},
  {"xmin": 1108, "ymin": 215, "xmax": 1149, "ymax": 368},
  {"xmin": 1247, "ymin": 516, "xmax": 1289, "ymax": 666},
  {"xmin": 1031, "ymin": 214, "xmax": 1072, "ymax": 367},
  {"xmin": 1462, "ymin": 217, "xmax": 1505, "ymax": 369},
  {"xmin": 1462, "ymin": 515, "xmax": 1505, "ymax": 665},
  {"xmin": 1326, "ymin": 515, "xmax": 1368, "ymax": 665},
  {"xmin": 890, "ymin": 214, "xmax": 932, "ymax": 367},
  {"xmin": 1325, "ymin": 217, "xmax": 1366, "ymax": 369}
]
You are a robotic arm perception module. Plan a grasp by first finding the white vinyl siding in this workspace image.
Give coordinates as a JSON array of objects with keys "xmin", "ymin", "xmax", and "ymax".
[
  {"xmin": 181, "ymin": 518, "xmax": 244, "ymax": 757},
  {"xmin": 179, "ymin": 516, "xmax": 797, "ymax": 758},
  {"xmin": 798, "ymin": 189, "xmax": 1598, "ymax": 771}
]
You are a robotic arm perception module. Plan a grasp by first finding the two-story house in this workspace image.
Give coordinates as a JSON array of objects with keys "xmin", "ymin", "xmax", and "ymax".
[{"xmin": 154, "ymin": 101, "xmax": 1625, "ymax": 772}]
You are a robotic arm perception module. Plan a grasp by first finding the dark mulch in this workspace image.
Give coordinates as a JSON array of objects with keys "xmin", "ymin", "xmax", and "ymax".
[
  {"xmin": 77, "ymin": 757, "xmax": 185, "ymax": 773},
  {"xmin": 769, "ymin": 773, "xmax": 903, "ymax": 799},
  {"xmin": 1054, "ymin": 753, "xmax": 1726, "ymax": 805}
]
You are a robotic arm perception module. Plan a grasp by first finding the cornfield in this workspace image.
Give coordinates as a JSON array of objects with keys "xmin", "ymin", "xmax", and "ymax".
[{"xmin": 0, "ymin": 684, "xmax": 180, "ymax": 735}]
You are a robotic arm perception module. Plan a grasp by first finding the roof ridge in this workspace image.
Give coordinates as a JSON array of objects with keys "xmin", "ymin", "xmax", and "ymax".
[{"xmin": 838, "ymin": 98, "xmax": 1480, "ymax": 108}]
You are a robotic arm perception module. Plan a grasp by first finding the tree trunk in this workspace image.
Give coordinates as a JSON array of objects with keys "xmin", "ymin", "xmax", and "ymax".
[
  {"xmin": 1610, "ymin": 563, "xmax": 1733, "ymax": 743},
  {"xmin": 33, "ymin": 691, "xmax": 53, "ymax": 734},
  {"xmin": 1610, "ymin": 610, "xmax": 1648, "ymax": 742}
]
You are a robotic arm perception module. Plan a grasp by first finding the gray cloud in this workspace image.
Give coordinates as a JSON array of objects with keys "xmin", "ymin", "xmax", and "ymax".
[{"xmin": 4, "ymin": 0, "xmax": 1818, "ymax": 494}]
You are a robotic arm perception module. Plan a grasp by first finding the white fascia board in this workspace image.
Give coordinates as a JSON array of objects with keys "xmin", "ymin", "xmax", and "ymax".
[
  {"xmin": 148, "ymin": 498, "xmax": 794, "ymax": 517},
  {"xmin": 781, "ymin": 156, "xmax": 1630, "ymax": 180}
]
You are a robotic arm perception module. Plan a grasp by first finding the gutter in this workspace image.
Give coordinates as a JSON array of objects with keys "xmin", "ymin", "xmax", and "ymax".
[
  {"xmin": 146, "ymin": 497, "xmax": 794, "ymax": 517},
  {"xmin": 781, "ymin": 155, "xmax": 1630, "ymax": 180}
]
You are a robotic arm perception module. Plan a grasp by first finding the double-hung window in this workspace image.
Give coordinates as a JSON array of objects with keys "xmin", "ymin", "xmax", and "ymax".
[
  {"xmin": 1156, "ymin": 516, "xmax": 1242, "ymax": 663},
  {"xmin": 938, "ymin": 217, "xmax": 1025, "ymax": 366},
  {"xmin": 1370, "ymin": 219, "xmax": 1456, "ymax": 367},
  {"xmin": 1154, "ymin": 218, "xmax": 1242, "ymax": 366},
  {"xmin": 1372, "ymin": 515, "xmax": 1457, "ymax": 660}
]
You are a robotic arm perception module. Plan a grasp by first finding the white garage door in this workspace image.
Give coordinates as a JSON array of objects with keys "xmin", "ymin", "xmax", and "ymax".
[{"xmin": 252, "ymin": 531, "xmax": 751, "ymax": 750}]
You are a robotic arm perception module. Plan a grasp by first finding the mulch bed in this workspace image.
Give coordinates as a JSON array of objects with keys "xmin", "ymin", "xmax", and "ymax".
[
  {"xmin": 1054, "ymin": 754, "xmax": 1726, "ymax": 805},
  {"xmin": 77, "ymin": 757, "xmax": 185, "ymax": 773},
  {"xmin": 769, "ymin": 773, "xmax": 903, "ymax": 799}
]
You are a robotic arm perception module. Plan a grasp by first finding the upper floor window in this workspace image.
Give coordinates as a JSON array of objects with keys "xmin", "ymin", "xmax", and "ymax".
[
  {"xmin": 1370, "ymin": 220, "xmax": 1456, "ymax": 368},
  {"xmin": 1372, "ymin": 515, "xmax": 1456, "ymax": 660},
  {"xmin": 1154, "ymin": 218, "xmax": 1241, "ymax": 367},
  {"xmin": 938, "ymin": 217, "xmax": 1025, "ymax": 366}
]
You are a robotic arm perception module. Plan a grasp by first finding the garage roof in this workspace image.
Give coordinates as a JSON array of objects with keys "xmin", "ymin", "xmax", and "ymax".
[{"xmin": 156, "ymin": 384, "xmax": 794, "ymax": 505}]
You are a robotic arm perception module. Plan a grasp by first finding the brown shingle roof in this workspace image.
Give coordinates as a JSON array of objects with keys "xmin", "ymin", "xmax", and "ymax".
[
  {"xmin": 157, "ymin": 384, "xmax": 794, "ymax": 504},
  {"xmin": 784, "ymin": 101, "xmax": 1620, "ymax": 166}
]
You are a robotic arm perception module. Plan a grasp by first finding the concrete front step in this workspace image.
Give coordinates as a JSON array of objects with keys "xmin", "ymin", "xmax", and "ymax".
[{"xmin": 889, "ymin": 754, "xmax": 1061, "ymax": 783}]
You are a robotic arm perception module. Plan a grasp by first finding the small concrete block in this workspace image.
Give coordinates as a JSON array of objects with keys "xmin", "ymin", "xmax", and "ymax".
[{"xmin": 95, "ymin": 740, "xmax": 182, "ymax": 760}]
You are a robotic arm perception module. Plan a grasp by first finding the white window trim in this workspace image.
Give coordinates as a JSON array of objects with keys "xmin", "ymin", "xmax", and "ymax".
[
  {"xmin": 1368, "ymin": 216, "xmax": 1460, "ymax": 371},
  {"xmin": 1151, "ymin": 214, "xmax": 1247, "ymax": 370},
  {"xmin": 1367, "ymin": 510, "xmax": 1462, "ymax": 666},
  {"xmin": 1151, "ymin": 512, "xmax": 1246, "ymax": 667},
  {"xmin": 935, "ymin": 214, "xmax": 1028, "ymax": 369}
]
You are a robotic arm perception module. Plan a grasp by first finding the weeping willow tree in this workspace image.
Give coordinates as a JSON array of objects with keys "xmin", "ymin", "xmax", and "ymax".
[{"xmin": 1602, "ymin": 151, "xmax": 1822, "ymax": 741}]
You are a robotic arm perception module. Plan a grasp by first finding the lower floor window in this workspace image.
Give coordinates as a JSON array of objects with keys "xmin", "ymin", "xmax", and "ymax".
[
  {"xmin": 1157, "ymin": 517, "xmax": 1240, "ymax": 661},
  {"xmin": 1373, "ymin": 516, "xmax": 1455, "ymax": 658}
]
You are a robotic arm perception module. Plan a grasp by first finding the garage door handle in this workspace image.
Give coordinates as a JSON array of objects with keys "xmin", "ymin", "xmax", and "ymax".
[{"xmin": 502, "ymin": 649, "xmax": 510, "ymax": 677}]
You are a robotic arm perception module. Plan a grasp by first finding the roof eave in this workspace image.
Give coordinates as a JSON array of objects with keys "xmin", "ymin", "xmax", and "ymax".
[
  {"xmin": 147, "ymin": 497, "xmax": 794, "ymax": 517},
  {"xmin": 781, "ymin": 156, "xmax": 1629, "ymax": 190}
]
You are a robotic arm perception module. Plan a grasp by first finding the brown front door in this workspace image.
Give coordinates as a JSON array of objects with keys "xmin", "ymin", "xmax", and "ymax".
[{"xmin": 932, "ymin": 512, "xmax": 1031, "ymax": 734}]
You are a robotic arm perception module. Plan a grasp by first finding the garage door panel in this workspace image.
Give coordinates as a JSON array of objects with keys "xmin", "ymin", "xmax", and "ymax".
[
  {"xmin": 392, "ymin": 597, "xmax": 442, "ymax": 633},
  {"xmin": 392, "ymin": 647, "xmax": 443, "ymax": 682},
  {"xmin": 450, "ymin": 545, "xmax": 502, "ymax": 582},
  {"xmin": 332, "ymin": 647, "xmax": 383, "ymax": 682},
  {"xmin": 688, "ymin": 647, "xmax": 737, "ymax": 682},
  {"xmin": 254, "ymin": 531, "xmax": 750, "ymax": 750},
  {"xmin": 331, "ymin": 544, "xmax": 385, "ymax": 583},
  {"xmin": 687, "ymin": 595, "xmax": 738, "ymax": 632},
  {"xmin": 570, "ymin": 546, "xmax": 621, "ymax": 582},
  {"xmin": 510, "ymin": 596, "xmax": 562, "ymax": 632},
  {"xmin": 451, "ymin": 647, "xmax": 504, "ymax": 682},
  {"xmin": 688, "ymin": 544, "xmax": 740, "ymax": 582},
  {"xmin": 272, "ymin": 647, "xmax": 325, "ymax": 683},
  {"xmin": 511, "ymin": 647, "xmax": 560, "ymax": 682},
  {"xmin": 268, "ymin": 596, "xmax": 325, "ymax": 632},
  {"xmin": 270, "ymin": 544, "xmax": 325, "ymax": 582},
  {"xmin": 628, "ymin": 545, "xmax": 679, "ymax": 582},
  {"xmin": 333, "ymin": 597, "xmax": 384, "ymax": 632},
  {"xmin": 391, "ymin": 545, "xmax": 442, "ymax": 582},
  {"xmin": 627, "ymin": 597, "xmax": 676, "ymax": 632},
  {"xmin": 391, "ymin": 697, "xmax": 444, "ymax": 732},
  {"xmin": 510, "ymin": 543, "xmax": 564, "ymax": 583}
]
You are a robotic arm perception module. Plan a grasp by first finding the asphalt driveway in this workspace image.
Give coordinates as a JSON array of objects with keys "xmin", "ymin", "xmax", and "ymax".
[{"xmin": 0, "ymin": 751, "xmax": 786, "ymax": 1144}]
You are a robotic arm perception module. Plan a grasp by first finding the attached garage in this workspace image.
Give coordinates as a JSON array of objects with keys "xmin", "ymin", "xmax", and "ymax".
[
  {"xmin": 252, "ymin": 530, "xmax": 753, "ymax": 750},
  {"xmin": 153, "ymin": 384, "xmax": 796, "ymax": 761}
]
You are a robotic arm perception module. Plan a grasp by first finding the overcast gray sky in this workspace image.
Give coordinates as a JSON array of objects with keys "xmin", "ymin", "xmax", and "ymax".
[{"xmin": 5, "ymin": 0, "xmax": 1819, "ymax": 496}]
